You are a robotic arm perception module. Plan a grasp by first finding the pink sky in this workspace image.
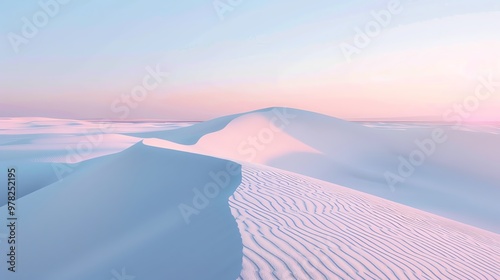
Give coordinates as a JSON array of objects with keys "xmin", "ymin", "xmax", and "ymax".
[{"xmin": 1, "ymin": 2, "xmax": 499, "ymax": 121}]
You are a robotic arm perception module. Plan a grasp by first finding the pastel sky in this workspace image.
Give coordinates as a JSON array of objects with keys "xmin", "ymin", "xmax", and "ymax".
[{"xmin": 1, "ymin": 0, "xmax": 500, "ymax": 121}]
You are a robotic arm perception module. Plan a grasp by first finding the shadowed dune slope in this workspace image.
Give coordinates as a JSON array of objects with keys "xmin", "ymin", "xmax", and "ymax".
[{"xmin": 0, "ymin": 142, "xmax": 243, "ymax": 280}]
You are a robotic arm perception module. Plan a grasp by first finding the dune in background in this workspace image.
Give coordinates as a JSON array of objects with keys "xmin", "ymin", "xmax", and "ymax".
[{"xmin": 138, "ymin": 107, "xmax": 500, "ymax": 232}]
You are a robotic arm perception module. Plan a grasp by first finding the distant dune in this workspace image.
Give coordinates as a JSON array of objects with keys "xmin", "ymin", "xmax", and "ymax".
[{"xmin": 143, "ymin": 107, "xmax": 500, "ymax": 232}]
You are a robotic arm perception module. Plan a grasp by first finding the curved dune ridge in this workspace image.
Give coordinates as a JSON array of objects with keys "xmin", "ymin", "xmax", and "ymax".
[
  {"xmin": 144, "ymin": 107, "xmax": 500, "ymax": 232},
  {"xmin": 230, "ymin": 165, "xmax": 500, "ymax": 280},
  {"xmin": 0, "ymin": 142, "xmax": 244, "ymax": 280}
]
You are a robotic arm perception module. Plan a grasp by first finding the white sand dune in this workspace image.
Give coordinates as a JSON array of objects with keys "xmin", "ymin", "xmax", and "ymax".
[
  {"xmin": 1, "ymin": 141, "xmax": 498, "ymax": 279},
  {"xmin": 231, "ymin": 164, "xmax": 500, "ymax": 279},
  {"xmin": 0, "ymin": 119, "xmax": 190, "ymax": 205},
  {"xmin": 1, "ymin": 111, "xmax": 499, "ymax": 279},
  {"xmin": 0, "ymin": 142, "xmax": 244, "ymax": 280},
  {"xmin": 141, "ymin": 107, "xmax": 500, "ymax": 232}
]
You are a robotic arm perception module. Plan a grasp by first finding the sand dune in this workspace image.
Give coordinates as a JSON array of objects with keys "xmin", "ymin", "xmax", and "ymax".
[
  {"xmin": 142, "ymin": 107, "xmax": 500, "ymax": 232},
  {"xmin": 1, "ymin": 111, "xmax": 499, "ymax": 279},
  {"xmin": 231, "ymin": 165, "xmax": 500, "ymax": 279},
  {"xmin": 2, "ymin": 140, "xmax": 497, "ymax": 279},
  {"xmin": 0, "ymin": 143, "xmax": 243, "ymax": 280}
]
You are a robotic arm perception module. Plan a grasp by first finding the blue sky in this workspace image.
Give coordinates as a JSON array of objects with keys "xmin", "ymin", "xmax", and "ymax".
[{"xmin": 1, "ymin": 0, "xmax": 500, "ymax": 120}]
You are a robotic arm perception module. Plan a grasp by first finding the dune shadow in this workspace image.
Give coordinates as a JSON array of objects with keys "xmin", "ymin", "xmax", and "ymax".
[{"xmin": 1, "ymin": 142, "xmax": 243, "ymax": 280}]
